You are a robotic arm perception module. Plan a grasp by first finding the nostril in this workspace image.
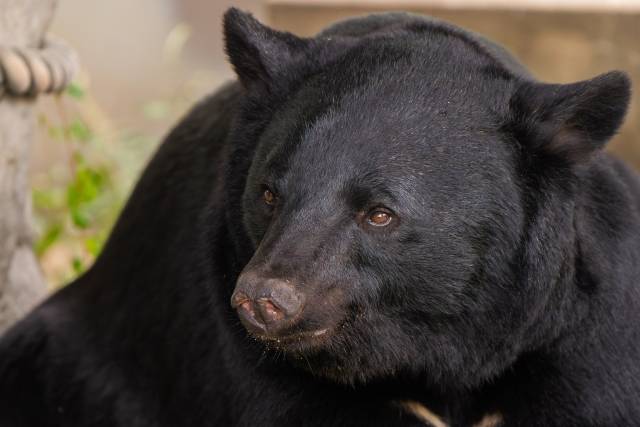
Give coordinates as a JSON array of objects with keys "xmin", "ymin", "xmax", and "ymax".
[
  {"xmin": 235, "ymin": 299, "xmax": 267, "ymax": 332},
  {"xmin": 256, "ymin": 298, "xmax": 284, "ymax": 324},
  {"xmin": 240, "ymin": 301, "xmax": 255, "ymax": 318},
  {"xmin": 230, "ymin": 290, "xmax": 249, "ymax": 309},
  {"xmin": 267, "ymin": 282, "xmax": 304, "ymax": 319}
]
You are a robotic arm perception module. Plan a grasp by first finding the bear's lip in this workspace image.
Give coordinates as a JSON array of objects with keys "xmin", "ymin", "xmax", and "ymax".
[{"xmin": 255, "ymin": 325, "xmax": 335, "ymax": 351}]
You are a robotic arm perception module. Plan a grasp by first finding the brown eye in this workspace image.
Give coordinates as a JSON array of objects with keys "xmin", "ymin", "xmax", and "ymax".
[
  {"xmin": 367, "ymin": 209, "xmax": 392, "ymax": 227},
  {"xmin": 263, "ymin": 188, "xmax": 276, "ymax": 206}
]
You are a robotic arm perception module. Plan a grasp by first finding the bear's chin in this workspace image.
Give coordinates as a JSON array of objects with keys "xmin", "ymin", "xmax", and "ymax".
[
  {"xmin": 285, "ymin": 347, "xmax": 409, "ymax": 386},
  {"xmin": 254, "ymin": 311, "xmax": 428, "ymax": 386},
  {"xmin": 285, "ymin": 348, "xmax": 367, "ymax": 385},
  {"xmin": 267, "ymin": 331, "xmax": 405, "ymax": 386},
  {"xmin": 253, "ymin": 323, "xmax": 383, "ymax": 385}
]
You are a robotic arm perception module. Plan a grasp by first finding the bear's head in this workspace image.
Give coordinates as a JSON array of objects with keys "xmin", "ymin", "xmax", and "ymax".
[{"xmin": 222, "ymin": 9, "xmax": 631, "ymax": 388}]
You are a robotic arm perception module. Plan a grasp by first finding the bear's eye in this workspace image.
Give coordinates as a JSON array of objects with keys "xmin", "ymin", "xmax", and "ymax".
[
  {"xmin": 366, "ymin": 208, "xmax": 393, "ymax": 227},
  {"xmin": 263, "ymin": 188, "xmax": 276, "ymax": 206}
]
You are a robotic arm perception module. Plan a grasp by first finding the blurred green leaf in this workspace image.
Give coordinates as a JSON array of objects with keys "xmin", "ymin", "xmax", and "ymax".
[
  {"xmin": 71, "ymin": 257, "xmax": 84, "ymax": 274},
  {"xmin": 71, "ymin": 208, "xmax": 90, "ymax": 229},
  {"xmin": 67, "ymin": 119, "xmax": 92, "ymax": 143},
  {"xmin": 35, "ymin": 224, "xmax": 63, "ymax": 256},
  {"xmin": 67, "ymin": 167, "xmax": 106, "ymax": 209},
  {"xmin": 66, "ymin": 82, "xmax": 85, "ymax": 100},
  {"xmin": 84, "ymin": 236, "xmax": 103, "ymax": 257},
  {"xmin": 33, "ymin": 188, "xmax": 63, "ymax": 211}
]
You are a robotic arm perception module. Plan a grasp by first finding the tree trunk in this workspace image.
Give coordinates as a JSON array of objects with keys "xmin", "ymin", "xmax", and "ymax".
[{"xmin": 0, "ymin": 0, "xmax": 57, "ymax": 333}]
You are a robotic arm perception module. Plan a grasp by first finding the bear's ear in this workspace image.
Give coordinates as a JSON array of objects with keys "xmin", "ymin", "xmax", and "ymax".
[
  {"xmin": 509, "ymin": 71, "xmax": 631, "ymax": 163},
  {"xmin": 223, "ymin": 8, "xmax": 309, "ymax": 90}
]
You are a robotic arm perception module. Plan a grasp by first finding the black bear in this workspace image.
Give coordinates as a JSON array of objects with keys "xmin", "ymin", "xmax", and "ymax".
[{"xmin": 1, "ymin": 8, "xmax": 639, "ymax": 427}]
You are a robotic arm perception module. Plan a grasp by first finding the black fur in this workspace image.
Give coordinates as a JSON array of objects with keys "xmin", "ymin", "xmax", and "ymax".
[{"xmin": 1, "ymin": 9, "xmax": 638, "ymax": 427}]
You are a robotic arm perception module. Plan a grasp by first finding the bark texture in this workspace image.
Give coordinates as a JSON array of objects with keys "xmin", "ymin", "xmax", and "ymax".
[{"xmin": 0, "ymin": 0, "xmax": 57, "ymax": 333}]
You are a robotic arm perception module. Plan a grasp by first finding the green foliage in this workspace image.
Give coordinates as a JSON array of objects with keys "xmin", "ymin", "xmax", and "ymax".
[
  {"xmin": 33, "ymin": 84, "xmax": 124, "ymax": 285},
  {"xmin": 66, "ymin": 82, "xmax": 85, "ymax": 100},
  {"xmin": 32, "ymin": 24, "xmax": 209, "ymax": 286},
  {"xmin": 67, "ymin": 119, "xmax": 92, "ymax": 142},
  {"xmin": 72, "ymin": 257, "xmax": 84, "ymax": 275},
  {"xmin": 34, "ymin": 223, "xmax": 62, "ymax": 256}
]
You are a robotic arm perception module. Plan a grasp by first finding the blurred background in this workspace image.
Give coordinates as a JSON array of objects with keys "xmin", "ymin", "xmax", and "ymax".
[{"xmin": 32, "ymin": 0, "xmax": 640, "ymax": 286}]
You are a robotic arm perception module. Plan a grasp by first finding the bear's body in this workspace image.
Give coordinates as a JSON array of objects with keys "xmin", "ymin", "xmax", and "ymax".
[{"xmin": 1, "ymin": 10, "xmax": 639, "ymax": 427}]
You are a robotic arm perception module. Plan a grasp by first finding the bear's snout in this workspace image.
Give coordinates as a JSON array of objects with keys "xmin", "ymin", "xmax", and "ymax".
[{"xmin": 231, "ymin": 272, "xmax": 304, "ymax": 337}]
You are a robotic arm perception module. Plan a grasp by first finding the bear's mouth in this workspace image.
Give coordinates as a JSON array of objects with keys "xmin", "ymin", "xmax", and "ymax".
[
  {"xmin": 257, "ymin": 306, "xmax": 359, "ymax": 354},
  {"xmin": 265, "ymin": 304, "xmax": 367, "ymax": 353},
  {"xmin": 257, "ymin": 325, "xmax": 335, "ymax": 352}
]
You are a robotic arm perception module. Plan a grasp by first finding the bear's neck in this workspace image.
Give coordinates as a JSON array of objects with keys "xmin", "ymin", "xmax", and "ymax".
[{"xmin": 473, "ymin": 153, "xmax": 640, "ymax": 424}]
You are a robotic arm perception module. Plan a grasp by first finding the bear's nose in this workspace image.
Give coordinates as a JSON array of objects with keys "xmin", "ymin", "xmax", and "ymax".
[{"xmin": 231, "ymin": 275, "xmax": 304, "ymax": 337}]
